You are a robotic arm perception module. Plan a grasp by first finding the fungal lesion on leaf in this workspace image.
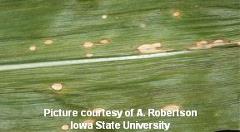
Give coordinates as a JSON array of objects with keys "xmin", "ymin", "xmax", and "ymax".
[
  {"xmin": 44, "ymin": 39, "xmax": 54, "ymax": 45},
  {"xmin": 137, "ymin": 42, "xmax": 174, "ymax": 54},
  {"xmin": 29, "ymin": 45, "xmax": 37, "ymax": 51},
  {"xmin": 188, "ymin": 39, "xmax": 239, "ymax": 50},
  {"xmin": 83, "ymin": 41, "xmax": 94, "ymax": 48}
]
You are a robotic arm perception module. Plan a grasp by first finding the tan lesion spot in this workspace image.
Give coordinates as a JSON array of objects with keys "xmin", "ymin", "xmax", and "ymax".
[
  {"xmin": 86, "ymin": 53, "xmax": 93, "ymax": 58},
  {"xmin": 196, "ymin": 40, "xmax": 208, "ymax": 47},
  {"xmin": 44, "ymin": 39, "xmax": 53, "ymax": 45},
  {"xmin": 162, "ymin": 104, "xmax": 181, "ymax": 111},
  {"xmin": 172, "ymin": 11, "xmax": 181, "ymax": 17},
  {"xmin": 210, "ymin": 39, "xmax": 230, "ymax": 47},
  {"xmin": 51, "ymin": 83, "xmax": 63, "ymax": 91},
  {"xmin": 83, "ymin": 41, "xmax": 94, "ymax": 48},
  {"xmin": 188, "ymin": 40, "xmax": 211, "ymax": 50},
  {"xmin": 137, "ymin": 42, "xmax": 173, "ymax": 54},
  {"xmin": 236, "ymin": 41, "xmax": 240, "ymax": 46},
  {"xmin": 98, "ymin": 39, "xmax": 111, "ymax": 45},
  {"xmin": 61, "ymin": 124, "xmax": 69, "ymax": 130},
  {"xmin": 101, "ymin": 14, "xmax": 108, "ymax": 19},
  {"xmin": 29, "ymin": 45, "xmax": 37, "ymax": 51},
  {"xmin": 188, "ymin": 39, "xmax": 236, "ymax": 50}
]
